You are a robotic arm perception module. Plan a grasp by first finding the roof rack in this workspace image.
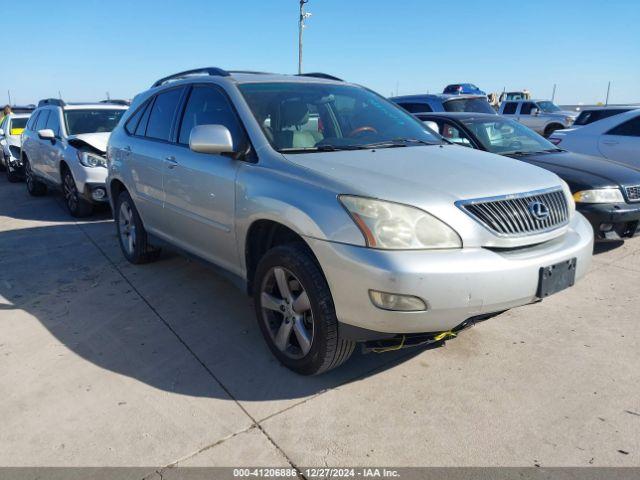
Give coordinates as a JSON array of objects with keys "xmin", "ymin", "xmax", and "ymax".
[
  {"xmin": 37, "ymin": 98, "xmax": 65, "ymax": 108},
  {"xmin": 227, "ymin": 70, "xmax": 273, "ymax": 75},
  {"xmin": 152, "ymin": 67, "xmax": 230, "ymax": 88},
  {"xmin": 296, "ymin": 72, "xmax": 343, "ymax": 82}
]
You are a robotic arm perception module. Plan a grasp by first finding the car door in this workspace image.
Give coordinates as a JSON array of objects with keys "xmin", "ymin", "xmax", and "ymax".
[
  {"xmin": 517, "ymin": 102, "xmax": 542, "ymax": 132},
  {"xmin": 30, "ymin": 109, "xmax": 51, "ymax": 178},
  {"xmin": 42, "ymin": 110, "xmax": 64, "ymax": 184},
  {"xmin": 125, "ymin": 88, "xmax": 185, "ymax": 238},
  {"xmin": 598, "ymin": 113, "xmax": 640, "ymax": 169},
  {"xmin": 162, "ymin": 84, "xmax": 244, "ymax": 271}
]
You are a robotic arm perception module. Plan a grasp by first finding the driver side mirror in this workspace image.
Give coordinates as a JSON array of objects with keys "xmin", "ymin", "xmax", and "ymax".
[
  {"xmin": 531, "ymin": 108, "xmax": 540, "ymax": 116},
  {"xmin": 38, "ymin": 129, "xmax": 55, "ymax": 141},
  {"xmin": 422, "ymin": 120, "xmax": 440, "ymax": 134},
  {"xmin": 189, "ymin": 125, "xmax": 236, "ymax": 155},
  {"xmin": 0, "ymin": 128, "xmax": 4, "ymax": 136}
]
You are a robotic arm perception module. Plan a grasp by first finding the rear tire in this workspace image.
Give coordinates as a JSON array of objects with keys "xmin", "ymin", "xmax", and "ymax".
[
  {"xmin": 115, "ymin": 190, "xmax": 160, "ymax": 264},
  {"xmin": 62, "ymin": 168, "xmax": 93, "ymax": 217},
  {"xmin": 24, "ymin": 157, "xmax": 47, "ymax": 196},
  {"xmin": 254, "ymin": 243, "xmax": 356, "ymax": 375}
]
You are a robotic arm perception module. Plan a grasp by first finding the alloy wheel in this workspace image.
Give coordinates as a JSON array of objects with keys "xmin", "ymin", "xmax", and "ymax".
[
  {"xmin": 118, "ymin": 201, "xmax": 137, "ymax": 256},
  {"xmin": 260, "ymin": 267, "xmax": 314, "ymax": 359},
  {"xmin": 63, "ymin": 172, "xmax": 79, "ymax": 212}
]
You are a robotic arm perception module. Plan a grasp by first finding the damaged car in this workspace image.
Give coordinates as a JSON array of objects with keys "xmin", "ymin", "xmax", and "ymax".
[
  {"xmin": 20, "ymin": 99, "xmax": 127, "ymax": 216},
  {"xmin": 0, "ymin": 112, "xmax": 30, "ymax": 182}
]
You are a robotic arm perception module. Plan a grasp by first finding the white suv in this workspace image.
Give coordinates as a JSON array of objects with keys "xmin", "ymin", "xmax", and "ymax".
[{"xmin": 21, "ymin": 99, "xmax": 128, "ymax": 216}]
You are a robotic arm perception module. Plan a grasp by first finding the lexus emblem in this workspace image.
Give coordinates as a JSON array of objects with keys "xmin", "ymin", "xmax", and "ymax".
[{"xmin": 528, "ymin": 201, "xmax": 550, "ymax": 220}]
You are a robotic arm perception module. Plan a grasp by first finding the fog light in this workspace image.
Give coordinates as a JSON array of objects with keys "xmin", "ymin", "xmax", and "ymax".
[
  {"xmin": 369, "ymin": 290, "xmax": 427, "ymax": 312},
  {"xmin": 600, "ymin": 223, "xmax": 614, "ymax": 232},
  {"xmin": 91, "ymin": 188, "xmax": 106, "ymax": 201}
]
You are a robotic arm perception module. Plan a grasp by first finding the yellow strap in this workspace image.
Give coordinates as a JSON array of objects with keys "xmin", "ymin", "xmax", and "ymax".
[
  {"xmin": 432, "ymin": 330, "xmax": 457, "ymax": 342},
  {"xmin": 10, "ymin": 128, "xmax": 24, "ymax": 135}
]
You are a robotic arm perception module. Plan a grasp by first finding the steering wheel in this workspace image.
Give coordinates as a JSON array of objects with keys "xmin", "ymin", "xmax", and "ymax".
[
  {"xmin": 509, "ymin": 140, "xmax": 523, "ymax": 150},
  {"xmin": 348, "ymin": 126, "xmax": 378, "ymax": 137}
]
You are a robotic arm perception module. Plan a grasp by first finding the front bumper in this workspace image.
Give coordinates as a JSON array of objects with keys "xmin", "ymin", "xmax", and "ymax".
[
  {"xmin": 73, "ymin": 165, "xmax": 109, "ymax": 203},
  {"xmin": 578, "ymin": 202, "xmax": 640, "ymax": 240},
  {"xmin": 307, "ymin": 213, "xmax": 593, "ymax": 336}
]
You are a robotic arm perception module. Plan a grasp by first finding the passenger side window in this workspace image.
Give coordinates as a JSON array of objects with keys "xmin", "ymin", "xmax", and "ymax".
[
  {"xmin": 502, "ymin": 103, "xmax": 517, "ymax": 115},
  {"xmin": 35, "ymin": 111, "xmax": 50, "ymax": 131},
  {"xmin": 178, "ymin": 86, "xmax": 245, "ymax": 147},
  {"xmin": 439, "ymin": 122, "xmax": 473, "ymax": 147},
  {"xmin": 399, "ymin": 103, "xmax": 433, "ymax": 113},
  {"xmin": 145, "ymin": 88, "xmax": 184, "ymax": 141},
  {"xmin": 520, "ymin": 103, "xmax": 535, "ymax": 115},
  {"xmin": 607, "ymin": 116, "xmax": 640, "ymax": 137},
  {"xmin": 46, "ymin": 111, "xmax": 61, "ymax": 137}
]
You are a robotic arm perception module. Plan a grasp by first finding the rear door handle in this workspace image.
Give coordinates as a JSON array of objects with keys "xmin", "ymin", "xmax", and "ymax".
[
  {"xmin": 165, "ymin": 156, "xmax": 178, "ymax": 169},
  {"xmin": 602, "ymin": 140, "xmax": 619, "ymax": 146}
]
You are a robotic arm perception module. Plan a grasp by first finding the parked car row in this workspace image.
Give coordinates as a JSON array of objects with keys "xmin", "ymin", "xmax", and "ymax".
[{"xmin": 5, "ymin": 68, "xmax": 637, "ymax": 375}]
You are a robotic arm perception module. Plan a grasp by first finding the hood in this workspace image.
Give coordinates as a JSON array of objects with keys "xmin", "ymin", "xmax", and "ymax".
[
  {"xmin": 283, "ymin": 145, "xmax": 564, "ymax": 211},
  {"xmin": 67, "ymin": 132, "xmax": 110, "ymax": 154},
  {"xmin": 510, "ymin": 151, "xmax": 640, "ymax": 190}
]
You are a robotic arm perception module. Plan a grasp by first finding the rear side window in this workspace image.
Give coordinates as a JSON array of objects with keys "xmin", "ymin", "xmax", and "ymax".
[
  {"xmin": 145, "ymin": 88, "xmax": 184, "ymax": 141},
  {"xmin": 398, "ymin": 102, "xmax": 433, "ymax": 113},
  {"xmin": 502, "ymin": 103, "xmax": 517, "ymax": 114},
  {"xmin": 125, "ymin": 101, "xmax": 150, "ymax": 135},
  {"xmin": 135, "ymin": 100, "xmax": 153, "ymax": 136},
  {"xmin": 574, "ymin": 109, "xmax": 629, "ymax": 126},
  {"xmin": 607, "ymin": 115, "xmax": 640, "ymax": 137},
  {"xmin": 177, "ymin": 86, "xmax": 244, "ymax": 146},
  {"xmin": 444, "ymin": 98, "xmax": 495, "ymax": 114},
  {"xmin": 27, "ymin": 112, "xmax": 40, "ymax": 130},
  {"xmin": 35, "ymin": 110, "xmax": 50, "ymax": 130}
]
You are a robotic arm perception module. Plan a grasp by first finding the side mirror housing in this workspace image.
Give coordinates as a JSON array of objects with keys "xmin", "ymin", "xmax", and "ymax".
[
  {"xmin": 38, "ymin": 129, "xmax": 55, "ymax": 140},
  {"xmin": 189, "ymin": 125, "xmax": 235, "ymax": 155},
  {"xmin": 422, "ymin": 121, "xmax": 440, "ymax": 134},
  {"xmin": 0, "ymin": 128, "xmax": 4, "ymax": 136},
  {"xmin": 531, "ymin": 108, "xmax": 540, "ymax": 116}
]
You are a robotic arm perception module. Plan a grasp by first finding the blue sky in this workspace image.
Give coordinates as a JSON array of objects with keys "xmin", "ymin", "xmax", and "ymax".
[{"xmin": 5, "ymin": 0, "xmax": 639, "ymax": 105}]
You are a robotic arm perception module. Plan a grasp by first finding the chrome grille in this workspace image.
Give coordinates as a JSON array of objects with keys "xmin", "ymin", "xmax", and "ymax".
[
  {"xmin": 459, "ymin": 188, "xmax": 569, "ymax": 237},
  {"xmin": 626, "ymin": 185, "xmax": 640, "ymax": 202}
]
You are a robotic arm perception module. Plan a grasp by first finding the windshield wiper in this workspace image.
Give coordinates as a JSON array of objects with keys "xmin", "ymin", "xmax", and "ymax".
[
  {"xmin": 360, "ymin": 138, "xmax": 440, "ymax": 149},
  {"xmin": 278, "ymin": 145, "xmax": 364, "ymax": 153}
]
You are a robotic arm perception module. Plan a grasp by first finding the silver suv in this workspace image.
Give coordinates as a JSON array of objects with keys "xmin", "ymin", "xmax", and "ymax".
[
  {"xmin": 107, "ymin": 68, "xmax": 594, "ymax": 375},
  {"xmin": 21, "ymin": 99, "xmax": 128, "ymax": 216},
  {"xmin": 499, "ymin": 99, "xmax": 577, "ymax": 137}
]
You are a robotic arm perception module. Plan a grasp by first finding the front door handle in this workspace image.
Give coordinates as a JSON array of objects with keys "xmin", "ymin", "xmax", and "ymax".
[
  {"xmin": 602, "ymin": 140, "xmax": 619, "ymax": 146},
  {"xmin": 165, "ymin": 156, "xmax": 178, "ymax": 169}
]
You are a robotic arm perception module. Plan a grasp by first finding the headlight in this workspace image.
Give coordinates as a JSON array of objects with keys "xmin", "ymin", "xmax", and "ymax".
[
  {"xmin": 77, "ymin": 151, "xmax": 107, "ymax": 168},
  {"xmin": 573, "ymin": 188, "xmax": 624, "ymax": 204},
  {"xmin": 339, "ymin": 195, "xmax": 462, "ymax": 250},
  {"xmin": 560, "ymin": 181, "xmax": 576, "ymax": 217},
  {"xmin": 565, "ymin": 116, "xmax": 575, "ymax": 124}
]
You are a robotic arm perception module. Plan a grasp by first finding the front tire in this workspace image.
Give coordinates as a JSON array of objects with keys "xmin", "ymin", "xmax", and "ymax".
[
  {"xmin": 115, "ymin": 190, "xmax": 160, "ymax": 264},
  {"xmin": 6, "ymin": 163, "xmax": 21, "ymax": 182},
  {"xmin": 24, "ymin": 157, "xmax": 47, "ymax": 196},
  {"xmin": 254, "ymin": 243, "xmax": 356, "ymax": 375},
  {"xmin": 62, "ymin": 168, "xmax": 93, "ymax": 217},
  {"xmin": 544, "ymin": 123, "xmax": 564, "ymax": 137}
]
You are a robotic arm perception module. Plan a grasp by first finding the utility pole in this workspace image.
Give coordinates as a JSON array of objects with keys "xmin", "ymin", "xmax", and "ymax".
[
  {"xmin": 7, "ymin": 90, "xmax": 12, "ymax": 105},
  {"xmin": 605, "ymin": 81, "xmax": 611, "ymax": 106},
  {"xmin": 551, "ymin": 83, "xmax": 557, "ymax": 102},
  {"xmin": 298, "ymin": 0, "xmax": 311, "ymax": 74}
]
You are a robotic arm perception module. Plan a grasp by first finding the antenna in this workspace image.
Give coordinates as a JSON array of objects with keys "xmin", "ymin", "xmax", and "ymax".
[{"xmin": 298, "ymin": 0, "xmax": 312, "ymax": 74}]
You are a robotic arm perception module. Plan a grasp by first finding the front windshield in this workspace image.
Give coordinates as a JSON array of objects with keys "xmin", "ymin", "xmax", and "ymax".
[
  {"xmin": 64, "ymin": 109, "xmax": 125, "ymax": 135},
  {"xmin": 537, "ymin": 101, "xmax": 561, "ymax": 113},
  {"xmin": 463, "ymin": 117, "xmax": 558, "ymax": 154},
  {"xmin": 238, "ymin": 82, "xmax": 441, "ymax": 152}
]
